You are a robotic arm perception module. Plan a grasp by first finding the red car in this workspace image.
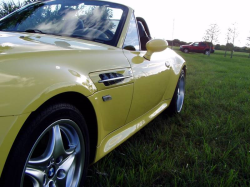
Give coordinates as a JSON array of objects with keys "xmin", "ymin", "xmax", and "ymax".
[{"xmin": 180, "ymin": 42, "xmax": 214, "ymax": 55}]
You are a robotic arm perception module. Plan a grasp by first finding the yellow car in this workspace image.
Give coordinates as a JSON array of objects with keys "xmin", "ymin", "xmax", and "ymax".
[{"xmin": 0, "ymin": 0, "xmax": 186, "ymax": 186}]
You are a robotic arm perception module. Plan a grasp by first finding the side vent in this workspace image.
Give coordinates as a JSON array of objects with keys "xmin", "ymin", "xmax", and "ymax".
[{"xmin": 99, "ymin": 73, "xmax": 129, "ymax": 86}]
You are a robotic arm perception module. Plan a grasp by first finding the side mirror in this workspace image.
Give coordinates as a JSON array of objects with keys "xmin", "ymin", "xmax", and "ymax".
[{"xmin": 144, "ymin": 39, "xmax": 168, "ymax": 60}]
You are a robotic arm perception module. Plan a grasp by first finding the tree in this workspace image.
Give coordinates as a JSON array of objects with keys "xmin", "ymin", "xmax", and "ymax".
[
  {"xmin": 0, "ymin": 0, "xmax": 22, "ymax": 18},
  {"xmin": 226, "ymin": 43, "xmax": 234, "ymax": 51},
  {"xmin": 224, "ymin": 28, "xmax": 233, "ymax": 57},
  {"xmin": 203, "ymin": 24, "xmax": 220, "ymax": 56},
  {"xmin": 215, "ymin": 44, "xmax": 221, "ymax": 50},
  {"xmin": 0, "ymin": 0, "xmax": 37, "ymax": 19},
  {"xmin": 247, "ymin": 35, "xmax": 250, "ymax": 58},
  {"xmin": 25, "ymin": 0, "xmax": 37, "ymax": 4},
  {"xmin": 230, "ymin": 23, "xmax": 239, "ymax": 59}
]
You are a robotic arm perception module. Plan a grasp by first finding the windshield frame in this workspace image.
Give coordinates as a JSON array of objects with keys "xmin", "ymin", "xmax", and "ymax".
[{"xmin": 0, "ymin": 0, "xmax": 129, "ymax": 47}]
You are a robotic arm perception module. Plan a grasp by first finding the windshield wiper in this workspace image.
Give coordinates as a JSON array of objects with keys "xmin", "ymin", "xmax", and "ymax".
[{"xmin": 25, "ymin": 29, "xmax": 45, "ymax": 34}]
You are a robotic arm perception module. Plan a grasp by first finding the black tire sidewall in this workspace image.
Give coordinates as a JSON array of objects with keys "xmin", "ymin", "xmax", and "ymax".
[
  {"xmin": 0, "ymin": 103, "xmax": 89, "ymax": 187},
  {"xmin": 168, "ymin": 69, "xmax": 185, "ymax": 114}
]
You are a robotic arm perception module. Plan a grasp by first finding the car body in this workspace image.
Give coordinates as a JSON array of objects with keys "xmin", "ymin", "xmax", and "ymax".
[
  {"xmin": 180, "ymin": 42, "xmax": 214, "ymax": 54},
  {"xmin": 0, "ymin": 0, "xmax": 186, "ymax": 186}
]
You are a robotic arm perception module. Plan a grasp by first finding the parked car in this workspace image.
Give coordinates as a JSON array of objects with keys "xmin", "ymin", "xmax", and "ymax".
[
  {"xmin": 180, "ymin": 42, "xmax": 214, "ymax": 55},
  {"xmin": 0, "ymin": 0, "xmax": 186, "ymax": 186}
]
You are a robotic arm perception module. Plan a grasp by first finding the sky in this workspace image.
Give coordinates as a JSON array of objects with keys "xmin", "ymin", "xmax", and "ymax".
[
  {"xmin": 110, "ymin": 0, "xmax": 250, "ymax": 47},
  {"xmin": 12, "ymin": 0, "xmax": 250, "ymax": 47}
]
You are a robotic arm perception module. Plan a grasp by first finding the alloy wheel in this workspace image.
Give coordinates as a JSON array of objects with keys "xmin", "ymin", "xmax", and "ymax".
[
  {"xmin": 21, "ymin": 119, "xmax": 85, "ymax": 187},
  {"xmin": 176, "ymin": 73, "xmax": 185, "ymax": 112}
]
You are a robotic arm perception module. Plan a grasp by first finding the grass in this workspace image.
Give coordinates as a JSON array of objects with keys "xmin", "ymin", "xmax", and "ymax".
[{"xmin": 85, "ymin": 49, "xmax": 250, "ymax": 186}]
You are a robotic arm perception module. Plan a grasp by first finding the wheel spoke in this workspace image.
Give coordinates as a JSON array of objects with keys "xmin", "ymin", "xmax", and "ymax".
[
  {"xmin": 52, "ymin": 125, "xmax": 67, "ymax": 159},
  {"xmin": 28, "ymin": 128, "xmax": 55, "ymax": 170},
  {"xmin": 56, "ymin": 155, "xmax": 76, "ymax": 187},
  {"xmin": 25, "ymin": 168, "xmax": 46, "ymax": 187}
]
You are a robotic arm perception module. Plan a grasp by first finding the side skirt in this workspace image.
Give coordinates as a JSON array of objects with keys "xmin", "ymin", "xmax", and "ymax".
[{"xmin": 93, "ymin": 99, "xmax": 171, "ymax": 163}]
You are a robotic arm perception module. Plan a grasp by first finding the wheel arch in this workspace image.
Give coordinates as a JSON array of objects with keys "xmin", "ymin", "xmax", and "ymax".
[
  {"xmin": 4, "ymin": 92, "xmax": 98, "ymax": 171},
  {"xmin": 183, "ymin": 64, "xmax": 187, "ymax": 77}
]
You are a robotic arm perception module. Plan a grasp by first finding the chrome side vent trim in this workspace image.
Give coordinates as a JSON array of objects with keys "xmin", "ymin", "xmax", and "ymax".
[{"xmin": 99, "ymin": 73, "xmax": 130, "ymax": 86}]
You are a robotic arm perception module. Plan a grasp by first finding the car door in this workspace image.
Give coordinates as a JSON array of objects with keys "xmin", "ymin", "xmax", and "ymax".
[
  {"xmin": 198, "ymin": 42, "xmax": 206, "ymax": 52},
  {"xmin": 191, "ymin": 42, "xmax": 199, "ymax": 52},
  {"xmin": 122, "ymin": 13, "xmax": 172, "ymax": 124}
]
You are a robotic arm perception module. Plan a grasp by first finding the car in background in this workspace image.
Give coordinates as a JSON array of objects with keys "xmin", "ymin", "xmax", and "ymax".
[
  {"xmin": 180, "ymin": 42, "xmax": 214, "ymax": 55},
  {"xmin": 0, "ymin": 0, "xmax": 186, "ymax": 186}
]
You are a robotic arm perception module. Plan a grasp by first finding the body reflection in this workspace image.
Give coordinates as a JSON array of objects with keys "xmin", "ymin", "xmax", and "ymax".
[{"xmin": 104, "ymin": 102, "xmax": 168, "ymax": 153}]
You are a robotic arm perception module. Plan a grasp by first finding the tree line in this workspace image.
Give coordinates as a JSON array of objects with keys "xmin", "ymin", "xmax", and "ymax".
[
  {"xmin": 214, "ymin": 44, "xmax": 249, "ymax": 53},
  {"xmin": 167, "ymin": 38, "xmax": 250, "ymax": 55},
  {"xmin": 0, "ymin": 0, "xmax": 36, "ymax": 19},
  {"xmin": 168, "ymin": 24, "xmax": 249, "ymax": 58},
  {"xmin": 203, "ymin": 23, "xmax": 249, "ymax": 58}
]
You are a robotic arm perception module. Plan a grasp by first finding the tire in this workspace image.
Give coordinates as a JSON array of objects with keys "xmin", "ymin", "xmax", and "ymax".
[
  {"xmin": 204, "ymin": 50, "xmax": 210, "ymax": 55},
  {"xmin": 0, "ymin": 103, "xmax": 89, "ymax": 187},
  {"xmin": 168, "ymin": 69, "xmax": 185, "ymax": 114},
  {"xmin": 184, "ymin": 48, "xmax": 189, "ymax": 53}
]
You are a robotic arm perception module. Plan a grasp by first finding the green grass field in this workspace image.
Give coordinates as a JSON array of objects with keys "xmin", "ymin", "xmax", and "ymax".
[{"xmin": 85, "ymin": 49, "xmax": 250, "ymax": 186}]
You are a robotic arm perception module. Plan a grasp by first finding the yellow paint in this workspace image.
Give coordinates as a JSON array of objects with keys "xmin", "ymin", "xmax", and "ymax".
[
  {"xmin": 123, "ymin": 48, "xmax": 173, "ymax": 124},
  {"xmin": 94, "ymin": 100, "xmax": 170, "ymax": 162},
  {"xmin": 0, "ymin": 5, "xmax": 186, "ymax": 177},
  {"xmin": 88, "ymin": 84, "xmax": 134, "ymax": 145},
  {"xmin": 144, "ymin": 39, "xmax": 168, "ymax": 60},
  {"xmin": 0, "ymin": 113, "xmax": 30, "ymax": 176},
  {"xmin": 0, "ymin": 31, "xmax": 131, "ymax": 116}
]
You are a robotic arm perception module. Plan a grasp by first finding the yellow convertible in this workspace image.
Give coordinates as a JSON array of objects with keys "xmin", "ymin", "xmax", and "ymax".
[{"xmin": 0, "ymin": 0, "xmax": 186, "ymax": 186}]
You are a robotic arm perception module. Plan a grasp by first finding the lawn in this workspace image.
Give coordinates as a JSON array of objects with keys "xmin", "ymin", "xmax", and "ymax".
[{"xmin": 85, "ymin": 49, "xmax": 250, "ymax": 186}]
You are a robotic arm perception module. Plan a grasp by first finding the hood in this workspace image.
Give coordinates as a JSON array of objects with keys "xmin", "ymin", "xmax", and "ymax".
[{"xmin": 0, "ymin": 31, "xmax": 114, "ymax": 55}]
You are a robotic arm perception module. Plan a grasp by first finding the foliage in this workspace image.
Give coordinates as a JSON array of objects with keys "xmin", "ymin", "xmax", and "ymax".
[
  {"xmin": 247, "ymin": 36, "xmax": 250, "ymax": 46},
  {"xmin": 215, "ymin": 44, "xmax": 249, "ymax": 54},
  {"xmin": 0, "ymin": 0, "xmax": 37, "ymax": 19},
  {"xmin": 229, "ymin": 23, "xmax": 239, "ymax": 59},
  {"xmin": 215, "ymin": 44, "xmax": 221, "ymax": 50},
  {"xmin": 79, "ymin": 6, "xmax": 114, "ymax": 32},
  {"xmin": 224, "ymin": 27, "xmax": 233, "ymax": 57},
  {"xmin": 167, "ymin": 39, "xmax": 188, "ymax": 47},
  {"xmin": 203, "ymin": 24, "xmax": 220, "ymax": 43},
  {"xmin": 203, "ymin": 24, "xmax": 220, "ymax": 56},
  {"xmin": 0, "ymin": 0, "xmax": 22, "ymax": 18},
  {"xmin": 247, "ymin": 36, "xmax": 250, "ymax": 58}
]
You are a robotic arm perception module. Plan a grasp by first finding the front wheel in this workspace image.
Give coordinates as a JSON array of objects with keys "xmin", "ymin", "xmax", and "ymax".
[
  {"xmin": 184, "ymin": 49, "xmax": 189, "ymax": 53},
  {"xmin": 168, "ymin": 69, "xmax": 185, "ymax": 114},
  {"xmin": 1, "ymin": 103, "xmax": 89, "ymax": 187}
]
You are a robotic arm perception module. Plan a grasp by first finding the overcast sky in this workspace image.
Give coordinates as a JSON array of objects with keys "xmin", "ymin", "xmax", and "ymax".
[
  {"xmin": 112, "ymin": 0, "xmax": 250, "ymax": 47},
  {"xmin": 12, "ymin": 0, "xmax": 250, "ymax": 47}
]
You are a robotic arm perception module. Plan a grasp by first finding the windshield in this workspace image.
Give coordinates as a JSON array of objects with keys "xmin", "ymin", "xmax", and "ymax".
[{"xmin": 0, "ymin": 0, "xmax": 128, "ymax": 46}]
